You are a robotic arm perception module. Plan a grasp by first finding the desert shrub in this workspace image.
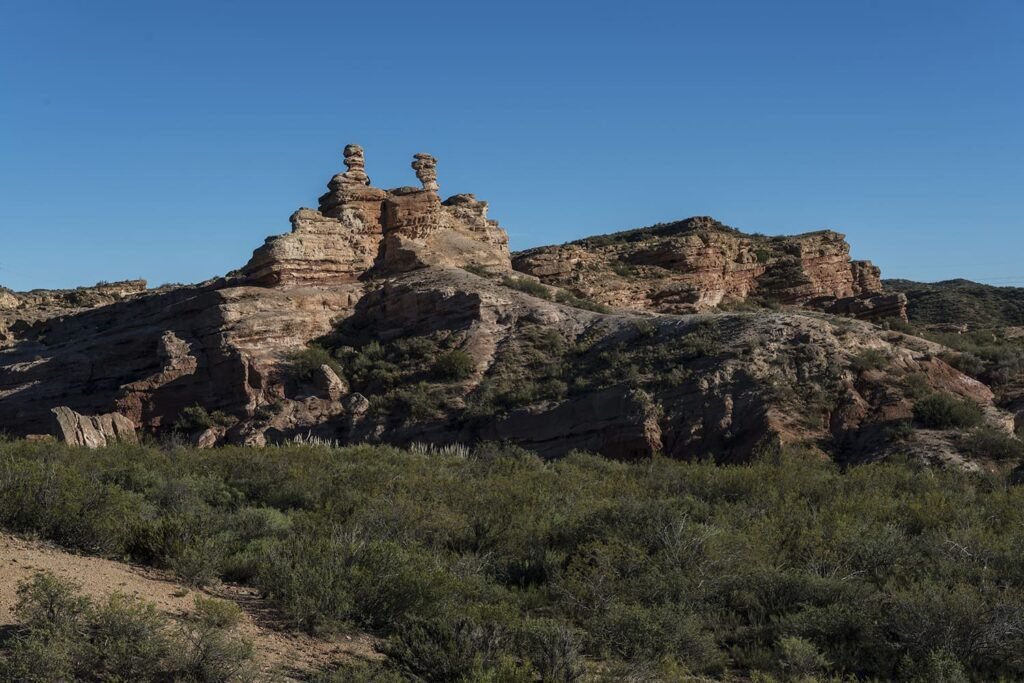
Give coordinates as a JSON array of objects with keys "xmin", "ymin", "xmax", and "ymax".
[
  {"xmin": 174, "ymin": 596, "xmax": 255, "ymax": 682},
  {"xmin": 903, "ymin": 372, "xmax": 932, "ymax": 399},
  {"xmin": 0, "ymin": 572, "xmax": 255, "ymax": 683},
  {"xmin": 851, "ymin": 348, "xmax": 890, "ymax": 373},
  {"xmin": 959, "ymin": 427, "xmax": 1024, "ymax": 461},
  {"xmin": 434, "ymin": 350, "xmax": 475, "ymax": 381},
  {"xmin": 256, "ymin": 531, "xmax": 449, "ymax": 634},
  {"xmin": 777, "ymin": 636, "xmax": 831, "ymax": 678},
  {"xmin": 381, "ymin": 615, "xmax": 508, "ymax": 682},
  {"xmin": 912, "ymin": 393, "xmax": 984, "ymax": 429},
  {"xmin": 516, "ymin": 619, "xmax": 585, "ymax": 683},
  {"xmin": 461, "ymin": 264, "xmax": 493, "ymax": 278},
  {"xmin": 288, "ymin": 344, "xmax": 343, "ymax": 382},
  {"xmin": 13, "ymin": 571, "xmax": 90, "ymax": 634},
  {"xmin": 313, "ymin": 660, "xmax": 407, "ymax": 682},
  {"xmin": 6, "ymin": 442, "xmax": 1024, "ymax": 679},
  {"xmin": 944, "ymin": 351, "xmax": 986, "ymax": 379},
  {"xmin": 175, "ymin": 404, "xmax": 236, "ymax": 432},
  {"xmin": 388, "ymin": 382, "xmax": 450, "ymax": 421},
  {"xmin": 500, "ymin": 276, "xmax": 551, "ymax": 300},
  {"xmin": 554, "ymin": 290, "xmax": 612, "ymax": 313}
]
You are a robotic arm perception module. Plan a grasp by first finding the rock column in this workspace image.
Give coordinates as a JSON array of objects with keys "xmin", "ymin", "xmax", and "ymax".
[{"xmin": 412, "ymin": 153, "xmax": 439, "ymax": 192}]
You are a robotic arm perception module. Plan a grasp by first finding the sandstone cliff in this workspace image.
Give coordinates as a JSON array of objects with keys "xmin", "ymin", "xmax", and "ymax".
[
  {"xmin": 0, "ymin": 145, "xmax": 1009, "ymax": 468},
  {"xmin": 512, "ymin": 217, "xmax": 907, "ymax": 320}
]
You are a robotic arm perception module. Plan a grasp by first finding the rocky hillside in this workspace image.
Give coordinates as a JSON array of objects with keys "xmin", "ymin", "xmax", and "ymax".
[
  {"xmin": 0, "ymin": 145, "xmax": 1016, "ymax": 466},
  {"xmin": 513, "ymin": 218, "xmax": 908, "ymax": 320},
  {"xmin": 885, "ymin": 278, "xmax": 1024, "ymax": 328}
]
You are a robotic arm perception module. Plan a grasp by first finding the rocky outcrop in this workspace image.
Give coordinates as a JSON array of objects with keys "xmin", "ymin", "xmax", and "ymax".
[
  {"xmin": 242, "ymin": 147, "xmax": 510, "ymax": 285},
  {"xmin": 412, "ymin": 153, "xmax": 439, "ymax": 192},
  {"xmin": 1, "ymin": 144, "xmax": 1002, "ymax": 466},
  {"xmin": 51, "ymin": 406, "xmax": 137, "ymax": 448},
  {"xmin": 816, "ymin": 292, "xmax": 909, "ymax": 321},
  {"xmin": 512, "ymin": 217, "xmax": 907, "ymax": 320},
  {"xmin": 482, "ymin": 386, "xmax": 662, "ymax": 460},
  {"xmin": 379, "ymin": 190, "xmax": 511, "ymax": 273},
  {"xmin": 0, "ymin": 282, "xmax": 363, "ymax": 436},
  {"xmin": 242, "ymin": 209, "xmax": 384, "ymax": 287},
  {"xmin": 0, "ymin": 280, "xmax": 152, "ymax": 349}
]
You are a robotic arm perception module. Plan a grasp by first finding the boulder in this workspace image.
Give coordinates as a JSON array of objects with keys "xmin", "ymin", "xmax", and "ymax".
[
  {"xmin": 51, "ymin": 406, "xmax": 138, "ymax": 448},
  {"xmin": 314, "ymin": 364, "xmax": 347, "ymax": 401}
]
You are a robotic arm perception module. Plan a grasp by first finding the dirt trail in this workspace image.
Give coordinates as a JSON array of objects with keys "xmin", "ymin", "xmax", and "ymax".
[{"xmin": 0, "ymin": 533, "xmax": 378, "ymax": 680}]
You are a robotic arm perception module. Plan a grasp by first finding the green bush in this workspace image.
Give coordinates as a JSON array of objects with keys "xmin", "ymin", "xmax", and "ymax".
[
  {"xmin": 434, "ymin": 350, "xmax": 475, "ymax": 381},
  {"xmin": 851, "ymin": 348, "xmax": 891, "ymax": 373},
  {"xmin": 381, "ymin": 615, "xmax": 506, "ymax": 682},
  {"xmin": 0, "ymin": 572, "xmax": 255, "ymax": 683},
  {"xmin": 174, "ymin": 404, "xmax": 235, "ymax": 432},
  {"xmin": 912, "ymin": 393, "xmax": 984, "ymax": 429},
  {"xmin": 554, "ymin": 290, "xmax": 612, "ymax": 313},
  {"xmin": 288, "ymin": 344, "xmax": 343, "ymax": 382},
  {"xmin": 500, "ymin": 276, "xmax": 551, "ymax": 300},
  {"xmin": 959, "ymin": 427, "xmax": 1024, "ymax": 461},
  {"xmin": 5, "ymin": 442, "xmax": 1024, "ymax": 679}
]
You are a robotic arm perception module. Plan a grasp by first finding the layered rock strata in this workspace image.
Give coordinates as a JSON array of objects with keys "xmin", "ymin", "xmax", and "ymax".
[
  {"xmin": 512, "ymin": 217, "xmax": 907, "ymax": 320},
  {"xmin": 1, "ymin": 144, "xmax": 992, "ymax": 466},
  {"xmin": 242, "ymin": 146, "xmax": 510, "ymax": 286}
]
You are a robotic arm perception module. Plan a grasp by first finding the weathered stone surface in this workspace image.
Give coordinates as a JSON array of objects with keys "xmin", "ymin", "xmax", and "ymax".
[
  {"xmin": 0, "ymin": 280, "xmax": 152, "ymax": 349},
  {"xmin": 0, "ymin": 145, "xmax": 1005, "ymax": 468},
  {"xmin": 328, "ymin": 268, "xmax": 1005, "ymax": 464},
  {"xmin": 243, "ymin": 148, "xmax": 510, "ymax": 285},
  {"xmin": 483, "ymin": 386, "xmax": 662, "ymax": 460},
  {"xmin": 817, "ymin": 292, "xmax": 910, "ymax": 322},
  {"xmin": 0, "ymin": 281, "xmax": 362, "ymax": 436},
  {"xmin": 378, "ymin": 190, "xmax": 511, "ymax": 273},
  {"xmin": 411, "ymin": 152, "xmax": 439, "ymax": 192},
  {"xmin": 314, "ymin": 364, "xmax": 347, "ymax": 401},
  {"xmin": 193, "ymin": 426, "xmax": 226, "ymax": 449},
  {"xmin": 51, "ymin": 406, "xmax": 137, "ymax": 448},
  {"xmin": 0, "ymin": 288, "xmax": 17, "ymax": 309},
  {"xmin": 512, "ymin": 218, "xmax": 906, "ymax": 320},
  {"xmin": 243, "ymin": 209, "xmax": 383, "ymax": 287}
]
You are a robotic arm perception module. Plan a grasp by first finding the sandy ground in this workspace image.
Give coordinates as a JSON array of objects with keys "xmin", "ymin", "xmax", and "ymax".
[{"xmin": 0, "ymin": 533, "xmax": 379, "ymax": 680}]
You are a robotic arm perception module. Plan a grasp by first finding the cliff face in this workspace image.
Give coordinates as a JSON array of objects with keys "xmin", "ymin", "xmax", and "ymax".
[
  {"xmin": 0, "ymin": 145, "xmax": 1003, "ymax": 467},
  {"xmin": 512, "ymin": 217, "xmax": 907, "ymax": 320}
]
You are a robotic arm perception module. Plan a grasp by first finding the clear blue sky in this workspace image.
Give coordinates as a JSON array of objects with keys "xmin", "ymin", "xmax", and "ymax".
[{"xmin": 2, "ymin": 0, "xmax": 1022, "ymax": 291}]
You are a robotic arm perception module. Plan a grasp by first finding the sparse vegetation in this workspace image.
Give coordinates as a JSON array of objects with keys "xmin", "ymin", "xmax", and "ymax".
[
  {"xmin": 288, "ymin": 344, "xmax": 343, "ymax": 382},
  {"xmin": 913, "ymin": 392, "xmax": 985, "ymax": 429},
  {"xmin": 174, "ymin": 404, "xmax": 237, "ymax": 432},
  {"xmin": 851, "ymin": 348, "xmax": 891, "ymax": 373},
  {"xmin": 433, "ymin": 350, "xmax": 475, "ymax": 381},
  {"xmin": 500, "ymin": 276, "xmax": 551, "ymax": 300},
  {"xmin": 3, "ymin": 441, "xmax": 1024, "ymax": 680},
  {"xmin": 0, "ymin": 572, "xmax": 255, "ymax": 682},
  {"xmin": 554, "ymin": 289, "xmax": 612, "ymax": 313},
  {"xmin": 460, "ymin": 264, "xmax": 493, "ymax": 278},
  {"xmin": 885, "ymin": 278, "xmax": 1024, "ymax": 328},
  {"xmin": 958, "ymin": 426, "xmax": 1024, "ymax": 461}
]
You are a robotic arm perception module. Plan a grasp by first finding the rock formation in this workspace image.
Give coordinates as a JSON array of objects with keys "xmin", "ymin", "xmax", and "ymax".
[
  {"xmin": 2, "ymin": 144, "xmax": 1006, "ymax": 466},
  {"xmin": 512, "ymin": 217, "xmax": 908, "ymax": 320},
  {"xmin": 51, "ymin": 406, "xmax": 138, "ymax": 448},
  {"xmin": 243, "ymin": 147, "xmax": 510, "ymax": 282},
  {"xmin": 411, "ymin": 153, "xmax": 439, "ymax": 192},
  {"xmin": 340, "ymin": 143, "xmax": 370, "ymax": 185}
]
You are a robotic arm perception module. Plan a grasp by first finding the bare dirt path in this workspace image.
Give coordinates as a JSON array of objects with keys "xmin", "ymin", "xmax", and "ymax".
[{"xmin": 0, "ymin": 533, "xmax": 378, "ymax": 680}]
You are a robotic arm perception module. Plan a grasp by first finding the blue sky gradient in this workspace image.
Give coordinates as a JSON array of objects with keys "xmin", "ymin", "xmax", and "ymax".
[{"xmin": 2, "ymin": 0, "xmax": 1022, "ymax": 290}]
